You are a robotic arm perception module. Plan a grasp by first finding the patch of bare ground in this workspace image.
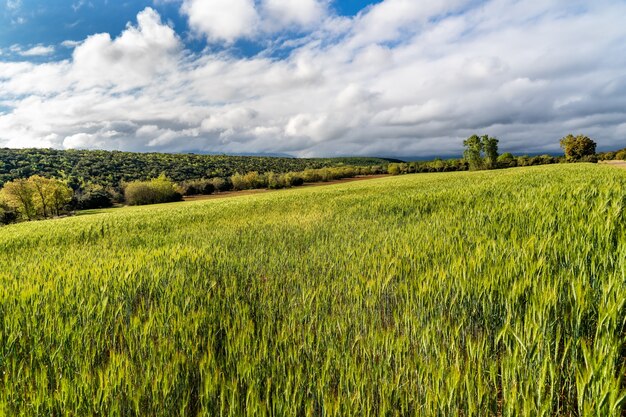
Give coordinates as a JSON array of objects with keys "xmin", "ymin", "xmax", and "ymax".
[
  {"xmin": 599, "ymin": 160, "xmax": 626, "ymax": 169},
  {"xmin": 183, "ymin": 175, "xmax": 390, "ymax": 202}
]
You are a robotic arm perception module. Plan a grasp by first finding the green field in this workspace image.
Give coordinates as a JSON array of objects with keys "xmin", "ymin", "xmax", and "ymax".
[{"xmin": 1, "ymin": 164, "xmax": 625, "ymax": 416}]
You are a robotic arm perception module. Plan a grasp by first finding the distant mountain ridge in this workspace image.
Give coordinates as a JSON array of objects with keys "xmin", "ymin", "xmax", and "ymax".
[{"xmin": 0, "ymin": 148, "xmax": 400, "ymax": 188}]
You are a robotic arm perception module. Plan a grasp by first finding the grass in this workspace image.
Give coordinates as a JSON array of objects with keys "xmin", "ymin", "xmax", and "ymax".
[{"xmin": 0, "ymin": 164, "xmax": 625, "ymax": 416}]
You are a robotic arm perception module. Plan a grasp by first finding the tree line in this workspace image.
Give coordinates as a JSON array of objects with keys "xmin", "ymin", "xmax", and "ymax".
[
  {"xmin": 0, "ymin": 148, "xmax": 395, "ymax": 189},
  {"xmin": 461, "ymin": 133, "xmax": 600, "ymax": 170},
  {"xmin": 1, "ymin": 165, "xmax": 387, "ymax": 223},
  {"xmin": 387, "ymin": 133, "xmax": 609, "ymax": 176},
  {"xmin": 0, "ymin": 133, "xmax": 620, "ymax": 225},
  {"xmin": 123, "ymin": 166, "xmax": 385, "ymax": 206}
]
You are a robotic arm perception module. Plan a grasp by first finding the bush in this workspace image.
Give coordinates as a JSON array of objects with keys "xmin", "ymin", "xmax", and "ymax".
[
  {"xmin": 579, "ymin": 154, "xmax": 598, "ymax": 163},
  {"xmin": 230, "ymin": 173, "xmax": 249, "ymax": 191},
  {"xmin": 124, "ymin": 175, "xmax": 182, "ymax": 206},
  {"xmin": 245, "ymin": 172, "xmax": 267, "ymax": 189},
  {"xmin": 75, "ymin": 184, "xmax": 114, "ymax": 210},
  {"xmin": 387, "ymin": 163, "xmax": 402, "ymax": 175},
  {"xmin": 601, "ymin": 151, "xmax": 616, "ymax": 160},
  {"xmin": 0, "ymin": 200, "xmax": 17, "ymax": 225},
  {"xmin": 615, "ymin": 150, "xmax": 626, "ymax": 161},
  {"xmin": 497, "ymin": 153, "xmax": 517, "ymax": 168},
  {"xmin": 179, "ymin": 179, "xmax": 215, "ymax": 196},
  {"xmin": 266, "ymin": 172, "xmax": 286, "ymax": 189},
  {"xmin": 211, "ymin": 177, "xmax": 232, "ymax": 192},
  {"xmin": 285, "ymin": 173, "xmax": 304, "ymax": 187},
  {"xmin": 302, "ymin": 169, "xmax": 321, "ymax": 183}
]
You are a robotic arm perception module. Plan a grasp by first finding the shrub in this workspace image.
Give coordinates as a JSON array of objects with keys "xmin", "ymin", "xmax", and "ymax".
[
  {"xmin": 211, "ymin": 177, "xmax": 232, "ymax": 192},
  {"xmin": 0, "ymin": 200, "xmax": 17, "ymax": 225},
  {"xmin": 124, "ymin": 175, "xmax": 182, "ymax": 206},
  {"xmin": 75, "ymin": 184, "xmax": 114, "ymax": 210},
  {"xmin": 230, "ymin": 173, "xmax": 250, "ymax": 191},
  {"xmin": 615, "ymin": 150, "xmax": 626, "ymax": 161},
  {"xmin": 266, "ymin": 172, "xmax": 286, "ymax": 189},
  {"xmin": 286, "ymin": 173, "xmax": 304, "ymax": 187},
  {"xmin": 579, "ymin": 154, "xmax": 598, "ymax": 163},
  {"xmin": 302, "ymin": 169, "xmax": 321, "ymax": 183},
  {"xmin": 497, "ymin": 153, "xmax": 517, "ymax": 168},
  {"xmin": 179, "ymin": 179, "xmax": 215, "ymax": 196},
  {"xmin": 245, "ymin": 172, "xmax": 267, "ymax": 189},
  {"xmin": 388, "ymin": 164, "xmax": 402, "ymax": 175}
]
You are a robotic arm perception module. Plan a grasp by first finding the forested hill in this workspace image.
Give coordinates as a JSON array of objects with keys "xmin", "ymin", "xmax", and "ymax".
[{"xmin": 0, "ymin": 148, "xmax": 399, "ymax": 188}]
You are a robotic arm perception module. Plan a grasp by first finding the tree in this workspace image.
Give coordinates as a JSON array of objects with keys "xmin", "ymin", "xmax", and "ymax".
[
  {"xmin": 482, "ymin": 135, "xmax": 499, "ymax": 169},
  {"xmin": 463, "ymin": 135, "xmax": 484, "ymax": 170},
  {"xmin": 0, "ymin": 179, "xmax": 36, "ymax": 220},
  {"xmin": 48, "ymin": 179, "xmax": 74, "ymax": 216},
  {"xmin": 29, "ymin": 175, "xmax": 53, "ymax": 218},
  {"xmin": 28, "ymin": 175, "xmax": 73, "ymax": 218},
  {"xmin": 75, "ymin": 183, "xmax": 114, "ymax": 210},
  {"xmin": 559, "ymin": 134, "xmax": 597, "ymax": 162}
]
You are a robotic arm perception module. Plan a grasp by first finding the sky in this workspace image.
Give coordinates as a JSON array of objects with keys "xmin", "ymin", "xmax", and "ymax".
[{"xmin": 0, "ymin": 0, "xmax": 625, "ymax": 158}]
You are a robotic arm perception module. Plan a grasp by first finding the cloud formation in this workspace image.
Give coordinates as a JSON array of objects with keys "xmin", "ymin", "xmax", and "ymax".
[
  {"xmin": 1, "ymin": 0, "xmax": 625, "ymax": 157},
  {"xmin": 181, "ymin": 0, "xmax": 329, "ymax": 42},
  {"xmin": 17, "ymin": 45, "xmax": 56, "ymax": 57}
]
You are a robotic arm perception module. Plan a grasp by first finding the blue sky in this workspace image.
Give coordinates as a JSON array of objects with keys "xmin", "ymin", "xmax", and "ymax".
[
  {"xmin": 1, "ymin": 0, "xmax": 625, "ymax": 157},
  {"xmin": 1, "ymin": 0, "xmax": 381, "ymax": 61}
]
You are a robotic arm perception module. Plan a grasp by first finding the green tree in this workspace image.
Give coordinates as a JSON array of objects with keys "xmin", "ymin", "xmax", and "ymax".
[
  {"xmin": 559, "ymin": 134, "xmax": 597, "ymax": 162},
  {"xmin": 49, "ymin": 179, "xmax": 74, "ymax": 216},
  {"xmin": 463, "ymin": 135, "xmax": 484, "ymax": 171},
  {"xmin": 28, "ymin": 175, "xmax": 73, "ymax": 218},
  {"xmin": 29, "ymin": 175, "xmax": 52, "ymax": 218},
  {"xmin": 0, "ymin": 178, "xmax": 36, "ymax": 220},
  {"xmin": 482, "ymin": 135, "xmax": 499, "ymax": 169},
  {"xmin": 75, "ymin": 183, "xmax": 114, "ymax": 210}
]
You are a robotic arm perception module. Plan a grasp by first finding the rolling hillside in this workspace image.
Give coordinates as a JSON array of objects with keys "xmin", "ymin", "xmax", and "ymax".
[{"xmin": 0, "ymin": 148, "xmax": 398, "ymax": 188}]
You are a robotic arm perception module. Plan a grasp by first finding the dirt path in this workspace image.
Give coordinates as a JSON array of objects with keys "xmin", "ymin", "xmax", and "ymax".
[
  {"xmin": 599, "ymin": 160, "xmax": 626, "ymax": 170},
  {"xmin": 183, "ymin": 175, "xmax": 390, "ymax": 202}
]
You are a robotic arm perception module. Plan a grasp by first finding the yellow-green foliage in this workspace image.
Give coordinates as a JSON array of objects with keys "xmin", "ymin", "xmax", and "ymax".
[
  {"xmin": 1, "ymin": 175, "xmax": 73, "ymax": 220},
  {"xmin": 0, "ymin": 164, "xmax": 624, "ymax": 416},
  {"xmin": 124, "ymin": 175, "xmax": 182, "ymax": 206}
]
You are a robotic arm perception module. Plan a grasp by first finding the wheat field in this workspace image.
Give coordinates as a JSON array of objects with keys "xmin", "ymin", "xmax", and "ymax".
[{"xmin": 0, "ymin": 164, "xmax": 624, "ymax": 416}]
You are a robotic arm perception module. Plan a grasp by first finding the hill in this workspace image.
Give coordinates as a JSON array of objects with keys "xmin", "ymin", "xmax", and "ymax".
[
  {"xmin": 0, "ymin": 164, "xmax": 624, "ymax": 416},
  {"xmin": 0, "ymin": 148, "xmax": 398, "ymax": 188}
]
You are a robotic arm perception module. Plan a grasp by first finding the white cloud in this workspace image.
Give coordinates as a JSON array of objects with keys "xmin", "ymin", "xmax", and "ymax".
[
  {"xmin": 61, "ymin": 40, "xmax": 82, "ymax": 48},
  {"xmin": 181, "ymin": 0, "xmax": 329, "ymax": 42},
  {"xmin": 18, "ymin": 45, "xmax": 55, "ymax": 57},
  {"xmin": 182, "ymin": 0, "xmax": 258, "ymax": 42},
  {"xmin": 261, "ymin": 0, "xmax": 328, "ymax": 29},
  {"xmin": 1, "ymin": 1, "xmax": 626, "ymax": 157},
  {"xmin": 70, "ymin": 7, "xmax": 181, "ymax": 90}
]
